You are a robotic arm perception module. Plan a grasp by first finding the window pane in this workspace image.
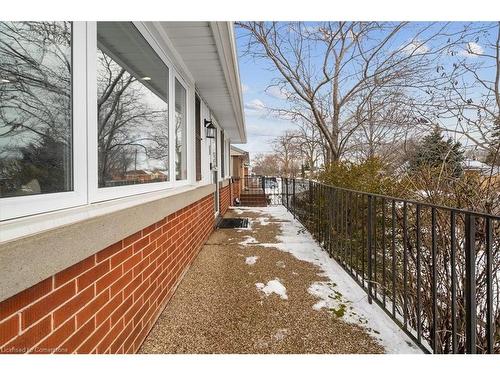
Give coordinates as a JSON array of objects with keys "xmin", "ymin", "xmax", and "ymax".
[
  {"xmin": 175, "ymin": 79, "xmax": 187, "ymax": 180},
  {"xmin": 97, "ymin": 22, "xmax": 169, "ymax": 188},
  {"xmin": 0, "ymin": 22, "xmax": 73, "ymax": 198}
]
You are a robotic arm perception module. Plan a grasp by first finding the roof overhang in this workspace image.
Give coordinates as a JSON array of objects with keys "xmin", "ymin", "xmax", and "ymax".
[
  {"xmin": 230, "ymin": 145, "xmax": 249, "ymax": 156},
  {"xmin": 159, "ymin": 22, "xmax": 246, "ymax": 143}
]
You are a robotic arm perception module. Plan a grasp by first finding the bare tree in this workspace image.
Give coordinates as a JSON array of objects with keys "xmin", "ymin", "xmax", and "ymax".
[
  {"xmin": 96, "ymin": 50, "xmax": 169, "ymax": 186},
  {"xmin": 271, "ymin": 130, "xmax": 302, "ymax": 177},
  {"xmin": 0, "ymin": 22, "xmax": 73, "ymax": 195},
  {"xmin": 347, "ymin": 87, "xmax": 416, "ymax": 161},
  {"xmin": 251, "ymin": 153, "xmax": 281, "ymax": 176},
  {"xmin": 291, "ymin": 121, "xmax": 323, "ymax": 173},
  {"xmin": 237, "ymin": 22, "xmax": 475, "ymax": 163},
  {"xmin": 0, "ymin": 22, "xmax": 72, "ymax": 144},
  {"xmin": 411, "ymin": 22, "xmax": 500, "ymax": 154}
]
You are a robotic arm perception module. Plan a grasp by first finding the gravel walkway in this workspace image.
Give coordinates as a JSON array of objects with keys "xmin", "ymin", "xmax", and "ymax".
[{"xmin": 139, "ymin": 207, "xmax": 388, "ymax": 354}]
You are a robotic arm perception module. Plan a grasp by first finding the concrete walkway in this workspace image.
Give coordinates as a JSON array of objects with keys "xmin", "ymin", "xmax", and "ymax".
[{"xmin": 139, "ymin": 206, "xmax": 421, "ymax": 354}]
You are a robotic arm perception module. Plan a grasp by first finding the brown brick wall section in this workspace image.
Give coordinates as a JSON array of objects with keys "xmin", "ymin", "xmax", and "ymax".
[
  {"xmin": 219, "ymin": 183, "xmax": 231, "ymax": 216},
  {"xmin": 231, "ymin": 178, "xmax": 242, "ymax": 203},
  {"xmin": 0, "ymin": 193, "xmax": 215, "ymax": 354},
  {"xmin": 240, "ymin": 194, "xmax": 268, "ymax": 207}
]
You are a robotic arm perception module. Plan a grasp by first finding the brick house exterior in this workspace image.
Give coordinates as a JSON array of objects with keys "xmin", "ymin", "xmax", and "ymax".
[{"xmin": 0, "ymin": 22, "xmax": 246, "ymax": 354}]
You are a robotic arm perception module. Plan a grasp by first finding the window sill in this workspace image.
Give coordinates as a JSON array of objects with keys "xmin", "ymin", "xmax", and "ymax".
[
  {"xmin": 1, "ymin": 182, "xmax": 204, "ymax": 243},
  {"xmin": 0, "ymin": 182, "xmax": 215, "ymax": 302}
]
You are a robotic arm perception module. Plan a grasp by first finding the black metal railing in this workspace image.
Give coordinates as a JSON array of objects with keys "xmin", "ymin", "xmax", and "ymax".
[
  {"xmin": 241, "ymin": 175, "xmax": 282, "ymax": 205},
  {"xmin": 279, "ymin": 177, "xmax": 499, "ymax": 354}
]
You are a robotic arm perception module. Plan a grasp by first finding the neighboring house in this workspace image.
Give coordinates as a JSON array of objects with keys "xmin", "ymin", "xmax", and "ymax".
[
  {"xmin": 463, "ymin": 159, "xmax": 500, "ymax": 175},
  {"xmin": 462, "ymin": 159, "xmax": 500, "ymax": 186},
  {"xmin": 0, "ymin": 21, "xmax": 245, "ymax": 353},
  {"xmin": 230, "ymin": 145, "xmax": 249, "ymax": 204}
]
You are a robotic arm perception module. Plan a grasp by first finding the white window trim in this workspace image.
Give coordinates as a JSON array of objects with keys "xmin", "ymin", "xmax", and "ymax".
[
  {"xmin": 0, "ymin": 21, "xmax": 213, "ymax": 225},
  {"xmin": 88, "ymin": 22, "xmax": 193, "ymax": 203},
  {"xmin": 198, "ymin": 97, "xmax": 212, "ymax": 187},
  {"xmin": 0, "ymin": 22, "xmax": 88, "ymax": 221},
  {"xmin": 173, "ymin": 74, "xmax": 190, "ymax": 183}
]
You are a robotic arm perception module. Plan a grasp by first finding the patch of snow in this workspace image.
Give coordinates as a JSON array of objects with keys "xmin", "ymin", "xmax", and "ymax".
[
  {"xmin": 239, "ymin": 235, "xmax": 258, "ymax": 245},
  {"xmin": 245, "ymin": 256, "xmax": 259, "ymax": 265},
  {"xmin": 308, "ymin": 282, "xmax": 362, "ymax": 325},
  {"xmin": 276, "ymin": 260, "xmax": 286, "ymax": 268},
  {"xmin": 244, "ymin": 206, "xmax": 423, "ymax": 354},
  {"xmin": 273, "ymin": 328, "xmax": 289, "ymax": 341},
  {"xmin": 256, "ymin": 279, "xmax": 288, "ymax": 300},
  {"xmin": 256, "ymin": 217, "xmax": 270, "ymax": 226}
]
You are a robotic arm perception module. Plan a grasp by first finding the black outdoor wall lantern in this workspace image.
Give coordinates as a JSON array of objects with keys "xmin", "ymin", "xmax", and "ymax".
[{"xmin": 204, "ymin": 119, "xmax": 216, "ymax": 139}]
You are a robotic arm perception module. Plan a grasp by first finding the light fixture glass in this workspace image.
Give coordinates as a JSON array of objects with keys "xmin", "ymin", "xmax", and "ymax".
[
  {"xmin": 141, "ymin": 76, "xmax": 151, "ymax": 81},
  {"xmin": 204, "ymin": 119, "xmax": 216, "ymax": 139}
]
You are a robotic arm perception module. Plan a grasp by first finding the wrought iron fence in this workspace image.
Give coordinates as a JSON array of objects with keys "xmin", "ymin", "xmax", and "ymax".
[
  {"xmin": 280, "ymin": 177, "xmax": 499, "ymax": 354},
  {"xmin": 241, "ymin": 175, "xmax": 282, "ymax": 205}
]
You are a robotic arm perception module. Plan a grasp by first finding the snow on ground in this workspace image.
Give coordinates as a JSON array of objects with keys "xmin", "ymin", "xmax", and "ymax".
[
  {"xmin": 245, "ymin": 256, "xmax": 259, "ymax": 265},
  {"xmin": 276, "ymin": 260, "xmax": 286, "ymax": 268},
  {"xmin": 239, "ymin": 235, "xmax": 258, "ymax": 245},
  {"xmin": 256, "ymin": 217, "xmax": 270, "ymax": 226},
  {"xmin": 231, "ymin": 207, "xmax": 245, "ymax": 215},
  {"xmin": 273, "ymin": 328, "xmax": 289, "ymax": 341},
  {"xmin": 235, "ymin": 206, "xmax": 422, "ymax": 354},
  {"xmin": 256, "ymin": 279, "xmax": 288, "ymax": 300}
]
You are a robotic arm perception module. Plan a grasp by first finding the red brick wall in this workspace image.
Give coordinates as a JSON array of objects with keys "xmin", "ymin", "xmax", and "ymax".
[
  {"xmin": 231, "ymin": 178, "xmax": 241, "ymax": 203},
  {"xmin": 219, "ymin": 182, "xmax": 230, "ymax": 216},
  {"xmin": 0, "ymin": 194, "xmax": 215, "ymax": 354},
  {"xmin": 240, "ymin": 193, "xmax": 268, "ymax": 207}
]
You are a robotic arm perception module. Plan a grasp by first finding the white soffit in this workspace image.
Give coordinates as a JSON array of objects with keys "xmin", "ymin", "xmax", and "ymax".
[{"xmin": 160, "ymin": 22, "xmax": 246, "ymax": 143}]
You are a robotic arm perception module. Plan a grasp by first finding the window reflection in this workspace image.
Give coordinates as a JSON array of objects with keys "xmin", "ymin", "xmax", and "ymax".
[
  {"xmin": 0, "ymin": 22, "xmax": 73, "ymax": 198},
  {"xmin": 175, "ymin": 79, "xmax": 187, "ymax": 180},
  {"xmin": 97, "ymin": 22, "xmax": 169, "ymax": 188}
]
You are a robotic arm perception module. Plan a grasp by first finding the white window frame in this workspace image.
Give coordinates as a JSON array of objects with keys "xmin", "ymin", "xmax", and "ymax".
[
  {"xmin": 88, "ymin": 22, "xmax": 192, "ymax": 203},
  {"xmin": 223, "ymin": 137, "xmax": 230, "ymax": 179},
  {"xmin": 199, "ymin": 98, "xmax": 212, "ymax": 186},
  {"xmin": 0, "ymin": 22, "xmax": 88, "ymax": 221},
  {"xmin": 1, "ymin": 21, "xmax": 206, "ymax": 223},
  {"xmin": 173, "ymin": 74, "xmax": 190, "ymax": 184}
]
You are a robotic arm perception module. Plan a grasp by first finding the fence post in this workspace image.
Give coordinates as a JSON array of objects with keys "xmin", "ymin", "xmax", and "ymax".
[
  {"xmin": 292, "ymin": 178, "xmax": 296, "ymax": 219},
  {"xmin": 309, "ymin": 180, "xmax": 313, "ymax": 207},
  {"xmin": 285, "ymin": 178, "xmax": 289, "ymax": 209},
  {"xmin": 367, "ymin": 194, "xmax": 373, "ymax": 304},
  {"xmin": 464, "ymin": 213, "xmax": 477, "ymax": 354}
]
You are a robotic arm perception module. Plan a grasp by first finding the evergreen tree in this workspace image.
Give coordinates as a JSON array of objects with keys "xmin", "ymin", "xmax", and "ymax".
[
  {"xmin": 18, "ymin": 136, "xmax": 71, "ymax": 194},
  {"xmin": 485, "ymin": 119, "xmax": 500, "ymax": 166},
  {"xmin": 408, "ymin": 128, "xmax": 465, "ymax": 177}
]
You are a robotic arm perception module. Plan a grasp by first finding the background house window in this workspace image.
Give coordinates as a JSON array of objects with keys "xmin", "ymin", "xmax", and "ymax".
[
  {"xmin": 0, "ymin": 21, "xmax": 73, "ymax": 198},
  {"xmin": 175, "ymin": 78, "xmax": 187, "ymax": 180},
  {"xmin": 195, "ymin": 95, "xmax": 202, "ymax": 181},
  {"xmin": 96, "ymin": 22, "xmax": 169, "ymax": 188}
]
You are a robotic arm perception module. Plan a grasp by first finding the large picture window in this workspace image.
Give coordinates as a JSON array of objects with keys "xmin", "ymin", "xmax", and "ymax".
[
  {"xmin": 175, "ymin": 78, "xmax": 187, "ymax": 181},
  {"xmin": 0, "ymin": 22, "xmax": 73, "ymax": 198},
  {"xmin": 96, "ymin": 22, "xmax": 169, "ymax": 188}
]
